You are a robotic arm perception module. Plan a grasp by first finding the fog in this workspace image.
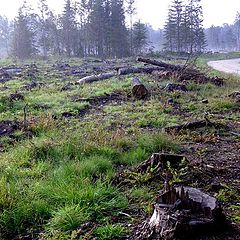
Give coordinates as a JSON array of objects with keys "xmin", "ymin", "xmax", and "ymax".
[{"xmin": 1, "ymin": 0, "xmax": 240, "ymax": 29}]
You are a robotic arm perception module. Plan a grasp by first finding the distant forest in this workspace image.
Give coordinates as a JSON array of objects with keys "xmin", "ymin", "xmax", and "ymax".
[{"xmin": 0, "ymin": 0, "xmax": 240, "ymax": 59}]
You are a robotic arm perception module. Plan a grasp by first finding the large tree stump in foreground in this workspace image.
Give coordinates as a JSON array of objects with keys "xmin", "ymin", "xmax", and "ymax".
[
  {"xmin": 133, "ymin": 186, "xmax": 226, "ymax": 240},
  {"xmin": 132, "ymin": 77, "xmax": 148, "ymax": 99}
]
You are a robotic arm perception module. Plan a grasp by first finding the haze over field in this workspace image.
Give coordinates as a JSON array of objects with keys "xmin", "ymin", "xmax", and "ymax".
[{"xmin": 1, "ymin": 0, "xmax": 240, "ymax": 28}]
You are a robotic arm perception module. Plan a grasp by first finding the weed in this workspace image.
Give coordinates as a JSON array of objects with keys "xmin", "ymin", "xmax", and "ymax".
[
  {"xmin": 94, "ymin": 224, "xmax": 127, "ymax": 240},
  {"xmin": 229, "ymin": 205, "xmax": 240, "ymax": 224},
  {"xmin": 217, "ymin": 185, "xmax": 240, "ymax": 202},
  {"xmin": 47, "ymin": 205, "xmax": 90, "ymax": 232}
]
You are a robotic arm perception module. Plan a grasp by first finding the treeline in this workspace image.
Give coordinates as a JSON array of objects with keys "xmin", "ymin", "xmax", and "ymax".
[
  {"xmin": 205, "ymin": 13, "xmax": 240, "ymax": 52},
  {"xmin": 0, "ymin": 0, "xmax": 152, "ymax": 59},
  {"xmin": 1, "ymin": 0, "xmax": 240, "ymax": 59}
]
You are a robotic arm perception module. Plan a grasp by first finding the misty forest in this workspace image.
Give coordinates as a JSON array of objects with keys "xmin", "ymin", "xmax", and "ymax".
[{"xmin": 0, "ymin": 0, "xmax": 239, "ymax": 239}]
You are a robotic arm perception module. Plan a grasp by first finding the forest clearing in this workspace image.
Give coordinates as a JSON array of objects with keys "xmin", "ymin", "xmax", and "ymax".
[
  {"xmin": 0, "ymin": 53, "xmax": 239, "ymax": 239},
  {"xmin": 0, "ymin": 0, "xmax": 240, "ymax": 239}
]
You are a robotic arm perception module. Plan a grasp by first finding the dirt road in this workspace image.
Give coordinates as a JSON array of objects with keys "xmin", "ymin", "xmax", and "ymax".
[{"xmin": 208, "ymin": 58, "xmax": 240, "ymax": 75}]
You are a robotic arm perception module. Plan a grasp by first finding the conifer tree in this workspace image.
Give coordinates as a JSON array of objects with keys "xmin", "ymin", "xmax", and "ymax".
[
  {"xmin": 132, "ymin": 20, "xmax": 148, "ymax": 55},
  {"xmin": 110, "ymin": 0, "xmax": 129, "ymax": 57},
  {"xmin": 164, "ymin": 0, "xmax": 206, "ymax": 53},
  {"xmin": 61, "ymin": 0, "xmax": 77, "ymax": 56},
  {"xmin": 11, "ymin": 4, "xmax": 37, "ymax": 59}
]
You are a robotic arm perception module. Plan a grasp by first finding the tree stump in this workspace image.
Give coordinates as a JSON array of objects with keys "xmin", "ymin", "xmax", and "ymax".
[
  {"xmin": 132, "ymin": 77, "xmax": 148, "ymax": 99},
  {"xmin": 133, "ymin": 186, "xmax": 226, "ymax": 240}
]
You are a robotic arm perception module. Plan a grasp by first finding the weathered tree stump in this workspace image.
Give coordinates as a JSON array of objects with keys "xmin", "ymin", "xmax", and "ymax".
[
  {"xmin": 133, "ymin": 186, "xmax": 226, "ymax": 240},
  {"xmin": 132, "ymin": 77, "xmax": 148, "ymax": 99}
]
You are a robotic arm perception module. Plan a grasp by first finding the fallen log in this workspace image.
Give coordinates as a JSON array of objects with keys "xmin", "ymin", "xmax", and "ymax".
[
  {"xmin": 132, "ymin": 77, "xmax": 148, "ymax": 99},
  {"xmin": 77, "ymin": 66, "xmax": 164, "ymax": 84},
  {"xmin": 164, "ymin": 119, "xmax": 214, "ymax": 133},
  {"xmin": 137, "ymin": 57, "xmax": 224, "ymax": 86},
  {"xmin": 118, "ymin": 66, "xmax": 163, "ymax": 75},
  {"xmin": 136, "ymin": 57, "xmax": 184, "ymax": 71},
  {"xmin": 76, "ymin": 71, "xmax": 117, "ymax": 84}
]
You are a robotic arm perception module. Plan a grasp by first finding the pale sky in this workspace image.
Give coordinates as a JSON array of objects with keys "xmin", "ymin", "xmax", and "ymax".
[{"xmin": 0, "ymin": 0, "xmax": 240, "ymax": 29}]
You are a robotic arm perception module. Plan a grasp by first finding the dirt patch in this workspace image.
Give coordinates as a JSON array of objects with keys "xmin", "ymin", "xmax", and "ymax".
[
  {"xmin": 183, "ymin": 137, "xmax": 240, "ymax": 187},
  {"xmin": 22, "ymin": 81, "xmax": 38, "ymax": 91},
  {"xmin": 9, "ymin": 93, "xmax": 24, "ymax": 101},
  {"xmin": 0, "ymin": 120, "xmax": 20, "ymax": 137},
  {"xmin": 62, "ymin": 91, "xmax": 129, "ymax": 118},
  {"xmin": 0, "ymin": 69, "xmax": 12, "ymax": 83}
]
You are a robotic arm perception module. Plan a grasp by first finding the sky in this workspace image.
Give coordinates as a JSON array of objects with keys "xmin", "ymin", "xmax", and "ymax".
[{"xmin": 0, "ymin": 0, "xmax": 240, "ymax": 29}]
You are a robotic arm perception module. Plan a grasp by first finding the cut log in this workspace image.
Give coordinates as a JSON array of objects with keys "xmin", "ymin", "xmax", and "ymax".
[
  {"xmin": 76, "ymin": 71, "xmax": 117, "ymax": 84},
  {"xmin": 118, "ymin": 66, "xmax": 163, "ymax": 75},
  {"xmin": 132, "ymin": 77, "xmax": 148, "ymax": 99},
  {"xmin": 164, "ymin": 119, "xmax": 214, "ymax": 133},
  {"xmin": 77, "ymin": 67, "xmax": 164, "ymax": 84},
  {"xmin": 136, "ymin": 57, "xmax": 184, "ymax": 71}
]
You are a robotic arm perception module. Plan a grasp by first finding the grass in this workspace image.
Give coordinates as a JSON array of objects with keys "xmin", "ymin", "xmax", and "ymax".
[
  {"xmin": 94, "ymin": 224, "xmax": 127, "ymax": 240},
  {"xmin": 0, "ymin": 118, "xmax": 179, "ymax": 238},
  {"xmin": 0, "ymin": 56, "xmax": 239, "ymax": 239}
]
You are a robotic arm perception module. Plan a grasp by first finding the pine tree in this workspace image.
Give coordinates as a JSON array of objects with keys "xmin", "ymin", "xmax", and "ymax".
[
  {"xmin": 185, "ymin": 0, "xmax": 206, "ymax": 53},
  {"xmin": 172, "ymin": 0, "xmax": 183, "ymax": 52},
  {"xmin": 164, "ymin": 0, "xmax": 206, "ymax": 53},
  {"xmin": 126, "ymin": 0, "xmax": 136, "ymax": 55},
  {"xmin": 61, "ymin": 0, "xmax": 77, "ymax": 56},
  {"xmin": 11, "ymin": 4, "xmax": 37, "ymax": 59},
  {"xmin": 235, "ymin": 12, "xmax": 240, "ymax": 50},
  {"xmin": 110, "ymin": 0, "xmax": 129, "ymax": 57},
  {"xmin": 164, "ymin": 7, "xmax": 176, "ymax": 52},
  {"xmin": 103, "ymin": 0, "xmax": 112, "ymax": 57},
  {"xmin": 88, "ymin": 0, "xmax": 105, "ymax": 57},
  {"xmin": 37, "ymin": 0, "xmax": 52, "ymax": 57},
  {"xmin": 0, "ymin": 16, "xmax": 11, "ymax": 56},
  {"xmin": 132, "ymin": 20, "xmax": 148, "ymax": 55}
]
